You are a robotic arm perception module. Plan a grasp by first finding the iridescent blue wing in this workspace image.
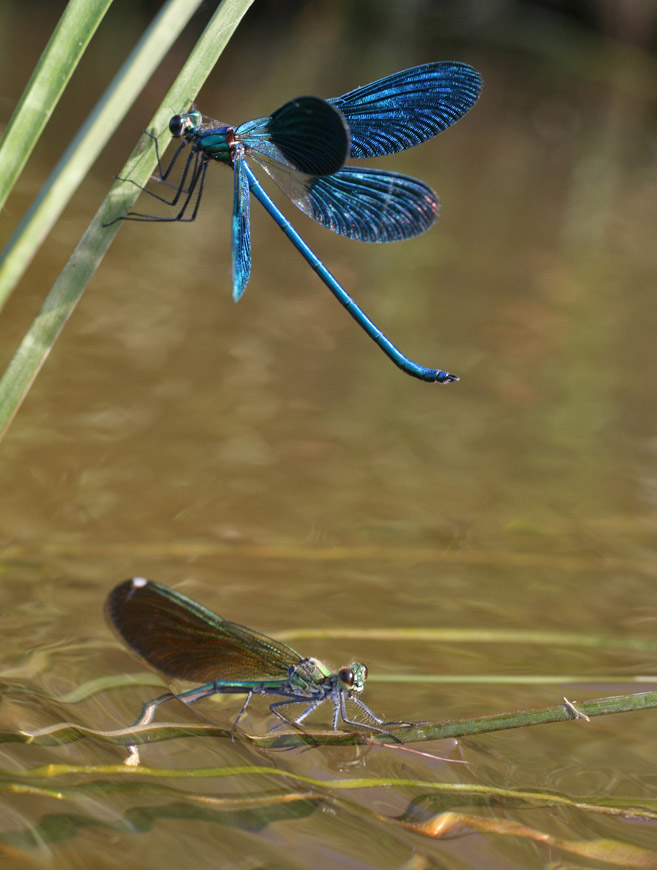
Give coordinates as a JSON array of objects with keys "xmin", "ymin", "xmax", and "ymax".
[
  {"xmin": 293, "ymin": 167, "xmax": 439, "ymax": 242},
  {"xmin": 232, "ymin": 148, "xmax": 251, "ymax": 301},
  {"xmin": 251, "ymin": 158, "xmax": 438, "ymax": 242},
  {"xmin": 235, "ymin": 64, "xmax": 479, "ymax": 243},
  {"xmin": 236, "ymin": 96, "xmax": 349, "ymax": 176},
  {"xmin": 328, "ymin": 62, "xmax": 482, "ymax": 158}
]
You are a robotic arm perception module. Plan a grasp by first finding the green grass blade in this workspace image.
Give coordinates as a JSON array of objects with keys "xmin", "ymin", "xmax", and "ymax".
[
  {"xmin": 0, "ymin": 0, "xmax": 207, "ymax": 312},
  {"xmin": 0, "ymin": 0, "xmax": 113, "ymax": 211},
  {"xmin": 0, "ymin": 0, "xmax": 254, "ymax": 441},
  {"xmin": 3, "ymin": 688, "xmax": 656, "ymax": 748}
]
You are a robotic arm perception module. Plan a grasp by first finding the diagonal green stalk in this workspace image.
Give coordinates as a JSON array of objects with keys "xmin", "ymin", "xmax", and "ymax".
[
  {"xmin": 0, "ymin": 0, "xmax": 254, "ymax": 441},
  {"xmin": 0, "ymin": 0, "xmax": 113, "ymax": 212},
  {"xmin": 0, "ymin": 0, "xmax": 208, "ymax": 311}
]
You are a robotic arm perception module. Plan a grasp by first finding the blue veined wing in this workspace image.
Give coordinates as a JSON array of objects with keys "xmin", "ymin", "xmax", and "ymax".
[
  {"xmin": 235, "ymin": 95, "xmax": 350, "ymax": 177},
  {"xmin": 247, "ymin": 156, "xmax": 439, "ymax": 243},
  {"xmin": 328, "ymin": 61, "xmax": 482, "ymax": 158},
  {"xmin": 231, "ymin": 147, "xmax": 252, "ymax": 299},
  {"xmin": 241, "ymin": 62, "xmax": 480, "ymax": 244}
]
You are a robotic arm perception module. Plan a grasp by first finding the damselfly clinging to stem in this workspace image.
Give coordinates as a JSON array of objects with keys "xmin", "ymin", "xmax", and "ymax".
[
  {"xmin": 109, "ymin": 63, "xmax": 482, "ymax": 382},
  {"xmin": 106, "ymin": 577, "xmax": 401, "ymax": 739}
]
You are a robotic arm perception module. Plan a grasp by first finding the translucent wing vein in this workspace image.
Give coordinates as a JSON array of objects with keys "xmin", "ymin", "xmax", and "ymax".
[
  {"xmin": 328, "ymin": 61, "xmax": 482, "ymax": 158},
  {"xmin": 252, "ymin": 159, "xmax": 439, "ymax": 242}
]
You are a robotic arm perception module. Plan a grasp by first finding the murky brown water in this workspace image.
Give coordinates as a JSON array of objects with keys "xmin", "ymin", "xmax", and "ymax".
[{"xmin": 1, "ymin": 3, "xmax": 657, "ymax": 868}]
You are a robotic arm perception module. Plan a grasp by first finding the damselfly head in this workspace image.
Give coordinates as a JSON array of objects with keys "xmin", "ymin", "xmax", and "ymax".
[
  {"xmin": 169, "ymin": 111, "xmax": 202, "ymax": 138},
  {"xmin": 337, "ymin": 662, "xmax": 368, "ymax": 694}
]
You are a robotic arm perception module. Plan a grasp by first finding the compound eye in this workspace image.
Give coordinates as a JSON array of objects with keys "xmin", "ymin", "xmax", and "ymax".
[
  {"xmin": 338, "ymin": 668, "xmax": 355, "ymax": 688},
  {"xmin": 169, "ymin": 115, "xmax": 184, "ymax": 137}
]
